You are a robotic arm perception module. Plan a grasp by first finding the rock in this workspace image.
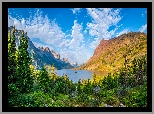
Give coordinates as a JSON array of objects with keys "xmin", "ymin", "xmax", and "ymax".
[
  {"xmin": 74, "ymin": 105, "xmax": 79, "ymax": 107},
  {"xmin": 119, "ymin": 103, "xmax": 126, "ymax": 107},
  {"xmin": 107, "ymin": 105, "xmax": 113, "ymax": 107},
  {"xmin": 72, "ymin": 91, "xmax": 77, "ymax": 98},
  {"xmin": 122, "ymin": 105, "xmax": 126, "ymax": 107},
  {"xmin": 44, "ymin": 47, "xmax": 50, "ymax": 52},
  {"xmin": 45, "ymin": 104, "xmax": 48, "ymax": 107},
  {"xmin": 93, "ymin": 86, "xmax": 101, "ymax": 93},
  {"xmin": 120, "ymin": 103, "xmax": 123, "ymax": 106}
]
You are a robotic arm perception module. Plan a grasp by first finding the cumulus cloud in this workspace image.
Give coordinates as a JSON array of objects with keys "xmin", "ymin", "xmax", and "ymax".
[
  {"xmin": 71, "ymin": 8, "xmax": 82, "ymax": 14},
  {"xmin": 68, "ymin": 20, "xmax": 84, "ymax": 49},
  {"xmin": 59, "ymin": 44, "xmax": 89, "ymax": 65},
  {"xmin": 86, "ymin": 8, "xmax": 122, "ymax": 49},
  {"xmin": 116, "ymin": 29, "xmax": 129, "ymax": 37},
  {"xmin": 139, "ymin": 24, "xmax": 147, "ymax": 32},
  {"xmin": 58, "ymin": 39, "xmax": 71, "ymax": 48},
  {"xmin": 8, "ymin": 9, "xmax": 66, "ymax": 46},
  {"xmin": 58, "ymin": 20, "xmax": 89, "ymax": 64}
]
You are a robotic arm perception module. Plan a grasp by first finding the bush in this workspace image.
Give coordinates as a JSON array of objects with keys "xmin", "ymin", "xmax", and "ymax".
[{"xmin": 122, "ymin": 82, "xmax": 147, "ymax": 107}]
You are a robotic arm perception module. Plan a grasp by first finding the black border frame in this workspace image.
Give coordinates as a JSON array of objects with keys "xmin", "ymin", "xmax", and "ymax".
[{"xmin": 2, "ymin": 2, "xmax": 152, "ymax": 112}]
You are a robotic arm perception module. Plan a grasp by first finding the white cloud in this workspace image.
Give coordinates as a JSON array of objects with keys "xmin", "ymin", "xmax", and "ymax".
[
  {"xmin": 116, "ymin": 29, "xmax": 129, "ymax": 37},
  {"xmin": 84, "ymin": 30, "xmax": 87, "ymax": 34},
  {"xmin": 68, "ymin": 20, "xmax": 84, "ymax": 49},
  {"xmin": 71, "ymin": 8, "xmax": 82, "ymax": 14},
  {"xmin": 86, "ymin": 8, "xmax": 122, "ymax": 49},
  {"xmin": 58, "ymin": 39, "xmax": 71, "ymax": 48},
  {"xmin": 57, "ymin": 20, "xmax": 89, "ymax": 64},
  {"xmin": 59, "ymin": 44, "xmax": 89, "ymax": 65},
  {"xmin": 8, "ymin": 9, "xmax": 66, "ymax": 47},
  {"xmin": 139, "ymin": 24, "xmax": 147, "ymax": 32},
  {"xmin": 32, "ymin": 42, "xmax": 53, "ymax": 51}
]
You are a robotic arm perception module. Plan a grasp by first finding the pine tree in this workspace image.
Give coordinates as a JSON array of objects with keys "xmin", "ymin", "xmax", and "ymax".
[
  {"xmin": 16, "ymin": 30, "xmax": 34, "ymax": 94},
  {"xmin": 8, "ymin": 26, "xmax": 19, "ymax": 106},
  {"xmin": 77, "ymin": 79, "xmax": 82, "ymax": 95},
  {"xmin": 38, "ymin": 66, "xmax": 51, "ymax": 93},
  {"xmin": 8, "ymin": 26, "xmax": 17, "ymax": 84},
  {"xmin": 92, "ymin": 72, "xmax": 97, "ymax": 87}
]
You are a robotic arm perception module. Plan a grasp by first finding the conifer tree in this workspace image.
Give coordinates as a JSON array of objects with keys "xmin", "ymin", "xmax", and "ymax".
[
  {"xmin": 8, "ymin": 26, "xmax": 19, "ymax": 106},
  {"xmin": 38, "ymin": 66, "xmax": 51, "ymax": 93},
  {"xmin": 16, "ymin": 30, "xmax": 34, "ymax": 94},
  {"xmin": 92, "ymin": 72, "xmax": 97, "ymax": 87},
  {"xmin": 8, "ymin": 26, "xmax": 17, "ymax": 84},
  {"xmin": 77, "ymin": 79, "xmax": 82, "ymax": 95}
]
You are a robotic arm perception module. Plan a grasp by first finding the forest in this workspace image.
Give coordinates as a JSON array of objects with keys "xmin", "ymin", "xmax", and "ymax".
[{"xmin": 8, "ymin": 26, "xmax": 147, "ymax": 107}]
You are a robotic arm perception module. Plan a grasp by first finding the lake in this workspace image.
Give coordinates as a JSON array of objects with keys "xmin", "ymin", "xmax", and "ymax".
[{"xmin": 55, "ymin": 69, "xmax": 108, "ymax": 83}]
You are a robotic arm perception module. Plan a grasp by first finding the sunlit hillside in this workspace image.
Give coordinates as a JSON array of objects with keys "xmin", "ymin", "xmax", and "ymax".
[{"xmin": 78, "ymin": 32, "xmax": 147, "ymax": 73}]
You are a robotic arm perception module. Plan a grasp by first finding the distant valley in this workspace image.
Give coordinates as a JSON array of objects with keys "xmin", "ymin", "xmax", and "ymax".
[{"xmin": 8, "ymin": 26, "xmax": 147, "ymax": 73}]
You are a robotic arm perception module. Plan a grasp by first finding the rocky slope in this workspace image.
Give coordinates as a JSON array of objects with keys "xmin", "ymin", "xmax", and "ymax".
[
  {"xmin": 8, "ymin": 26, "xmax": 73, "ymax": 70},
  {"xmin": 78, "ymin": 32, "xmax": 147, "ymax": 72}
]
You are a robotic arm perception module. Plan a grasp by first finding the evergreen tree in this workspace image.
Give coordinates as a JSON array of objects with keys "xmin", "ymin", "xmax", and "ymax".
[
  {"xmin": 38, "ymin": 66, "xmax": 51, "ymax": 93},
  {"xmin": 92, "ymin": 72, "xmax": 97, "ymax": 87},
  {"xmin": 77, "ymin": 79, "xmax": 82, "ymax": 95},
  {"xmin": 8, "ymin": 26, "xmax": 17, "ymax": 84},
  {"xmin": 8, "ymin": 26, "xmax": 19, "ymax": 106},
  {"xmin": 16, "ymin": 30, "xmax": 34, "ymax": 94}
]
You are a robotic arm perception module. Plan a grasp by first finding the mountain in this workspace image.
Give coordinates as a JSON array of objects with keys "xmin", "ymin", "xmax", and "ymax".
[
  {"xmin": 71, "ymin": 62, "xmax": 80, "ymax": 68},
  {"xmin": 8, "ymin": 26, "xmax": 74, "ymax": 70},
  {"xmin": 77, "ymin": 32, "xmax": 147, "ymax": 72}
]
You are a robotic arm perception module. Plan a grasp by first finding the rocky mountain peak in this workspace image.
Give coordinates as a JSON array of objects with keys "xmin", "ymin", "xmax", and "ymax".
[
  {"xmin": 44, "ymin": 47, "xmax": 50, "ymax": 52},
  {"xmin": 8, "ymin": 26, "xmax": 74, "ymax": 70},
  {"xmin": 78, "ymin": 31, "xmax": 147, "ymax": 72},
  {"xmin": 93, "ymin": 38, "xmax": 109, "ymax": 57},
  {"xmin": 62, "ymin": 58, "xmax": 69, "ymax": 63},
  {"xmin": 38, "ymin": 47, "xmax": 44, "ymax": 51}
]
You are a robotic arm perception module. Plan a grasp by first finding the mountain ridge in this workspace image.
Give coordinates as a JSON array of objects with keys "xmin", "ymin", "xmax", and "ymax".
[
  {"xmin": 76, "ymin": 31, "xmax": 147, "ymax": 72},
  {"xmin": 8, "ymin": 26, "xmax": 73, "ymax": 70}
]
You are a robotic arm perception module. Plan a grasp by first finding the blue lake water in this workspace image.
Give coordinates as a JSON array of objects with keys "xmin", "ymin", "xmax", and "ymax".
[{"xmin": 55, "ymin": 69, "xmax": 108, "ymax": 83}]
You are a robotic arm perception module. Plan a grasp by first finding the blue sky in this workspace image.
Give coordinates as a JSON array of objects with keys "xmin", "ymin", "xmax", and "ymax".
[{"xmin": 8, "ymin": 8, "xmax": 147, "ymax": 65}]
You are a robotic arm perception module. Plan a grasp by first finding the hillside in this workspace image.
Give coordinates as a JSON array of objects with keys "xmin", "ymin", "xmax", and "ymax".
[
  {"xmin": 8, "ymin": 26, "xmax": 73, "ymax": 70},
  {"xmin": 77, "ymin": 32, "xmax": 147, "ymax": 72}
]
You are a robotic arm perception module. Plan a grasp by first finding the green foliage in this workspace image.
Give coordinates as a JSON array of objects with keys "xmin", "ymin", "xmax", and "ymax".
[
  {"xmin": 77, "ymin": 79, "xmax": 82, "ymax": 95},
  {"xmin": 38, "ymin": 66, "xmax": 51, "ymax": 93},
  {"xmin": 102, "ymin": 59, "xmax": 106, "ymax": 64},
  {"xmin": 8, "ymin": 28, "xmax": 17, "ymax": 84},
  {"xmin": 92, "ymin": 54, "xmax": 147, "ymax": 107},
  {"xmin": 16, "ymin": 30, "xmax": 34, "ymax": 94},
  {"xmin": 8, "ymin": 84, "xmax": 20, "ymax": 107},
  {"xmin": 8, "ymin": 27, "xmax": 18, "ymax": 107},
  {"xmin": 122, "ymin": 81, "xmax": 147, "ymax": 107},
  {"xmin": 83, "ymin": 79, "xmax": 93, "ymax": 95},
  {"xmin": 8, "ymin": 28, "xmax": 34, "ymax": 106},
  {"xmin": 9, "ymin": 53, "xmax": 147, "ymax": 107}
]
